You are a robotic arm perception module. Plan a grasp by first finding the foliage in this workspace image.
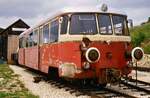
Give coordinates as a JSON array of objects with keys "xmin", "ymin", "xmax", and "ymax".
[
  {"xmin": 131, "ymin": 32, "xmax": 145, "ymax": 46},
  {"xmin": 130, "ymin": 23, "xmax": 150, "ymax": 54},
  {"xmin": 143, "ymin": 44, "xmax": 150, "ymax": 54}
]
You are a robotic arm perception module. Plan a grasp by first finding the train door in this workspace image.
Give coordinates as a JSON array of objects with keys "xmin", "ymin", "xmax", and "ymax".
[
  {"xmin": 18, "ymin": 37, "xmax": 25, "ymax": 65},
  {"xmin": 25, "ymin": 29, "xmax": 39, "ymax": 70},
  {"xmin": 49, "ymin": 19, "xmax": 59, "ymax": 67},
  {"xmin": 39, "ymin": 19, "xmax": 60, "ymax": 73},
  {"xmin": 38, "ymin": 27, "xmax": 43, "ymax": 71},
  {"xmin": 39, "ymin": 24, "xmax": 50, "ymax": 73}
]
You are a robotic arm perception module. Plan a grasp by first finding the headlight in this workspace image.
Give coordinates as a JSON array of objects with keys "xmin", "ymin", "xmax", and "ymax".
[
  {"xmin": 85, "ymin": 47, "xmax": 100, "ymax": 63},
  {"xmin": 131, "ymin": 47, "xmax": 144, "ymax": 61}
]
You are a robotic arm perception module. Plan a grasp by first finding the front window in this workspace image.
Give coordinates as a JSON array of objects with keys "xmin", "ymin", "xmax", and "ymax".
[
  {"xmin": 70, "ymin": 14, "xmax": 97, "ymax": 35},
  {"xmin": 98, "ymin": 14, "xmax": 112, "ymax": 34},
  {"xmin": 68, "ymin": 13, "xmax": 129, "ymax": 36},
  {"xmin": 112, "ymin": 15, "xmax": 127, "ymax": 35}
]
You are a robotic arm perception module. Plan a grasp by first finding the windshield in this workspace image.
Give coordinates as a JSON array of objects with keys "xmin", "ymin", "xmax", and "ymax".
[
  {"xmin": 98, "ymin": 14, "xmax": 112, "ymax": 34},
  {"xmin": 70, "ymin": 14, "xmax": 97, "ymax": 35},
  {"xmin": 68, "ymin": 13, "xmax": 129, "ymax": 36},
  {"xmin": 112, "ymin": 15, "xmax": 128, "ymax": 35}
]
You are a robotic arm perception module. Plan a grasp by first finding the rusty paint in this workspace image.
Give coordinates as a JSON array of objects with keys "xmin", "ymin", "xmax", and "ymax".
[{"xmin": 18, "ymin": 41, "xmax": 132, "ymax": 82}]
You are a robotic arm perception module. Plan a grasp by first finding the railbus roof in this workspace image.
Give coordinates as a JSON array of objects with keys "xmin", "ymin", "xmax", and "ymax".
[{"xmin": 19, "ymin": 7, "xmax": 127, "ymax": 38}]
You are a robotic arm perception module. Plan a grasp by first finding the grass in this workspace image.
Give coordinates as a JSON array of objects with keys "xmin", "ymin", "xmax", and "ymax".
[
  {"xmin": 0, "ymin": 64, "xmax": 39, "ymax": 98},
  {"xmin": 130, "ymin": 22, "xmax": 150, "ymax": 54}
]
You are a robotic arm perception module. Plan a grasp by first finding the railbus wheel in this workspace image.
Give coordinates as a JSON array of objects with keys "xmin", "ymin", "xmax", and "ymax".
[
  {"xmin": 92, "ymin": 79, "xmax": 107, "ymax": 88},
  {"xmin": 48, "ymin": 67, "xmax": 59, "ymax": 80}
]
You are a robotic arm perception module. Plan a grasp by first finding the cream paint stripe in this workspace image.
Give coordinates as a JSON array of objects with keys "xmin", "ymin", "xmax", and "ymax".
[{"xmin": 59, "ymin": 35, "xmax": 131, "ymax": 42}]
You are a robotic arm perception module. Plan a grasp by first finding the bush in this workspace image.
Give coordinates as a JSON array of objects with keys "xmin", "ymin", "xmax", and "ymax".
[
  {"xmin": 143, "ymin": 44, "xmax": 150, "ymax": 54},
  {"xmin": 131, "ymin": 32, "xmax": 145, "ymax": 47}
]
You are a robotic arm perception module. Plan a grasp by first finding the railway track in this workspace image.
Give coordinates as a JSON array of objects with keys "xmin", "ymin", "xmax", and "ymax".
[
  {"xmin": 42, "ymin": 75, "xmax": 150, "ymax": 98},
  {"xmin": 45, "ymin": 77, "xmax": 150, "ymax": 98},
  {"xmin": 17, "ymin": 65, "xmax": 150, "ymax": 98},
  {"xmin": 121, "ymin": 78, "xmax": 150, "ymax": 94},
  {"xmin": 45, "ymin": 78, "xmax": 137, "ymax": 98},
  {"xmin": 132, "ymin": 66, "xmax": 150, "ymax": 72}
]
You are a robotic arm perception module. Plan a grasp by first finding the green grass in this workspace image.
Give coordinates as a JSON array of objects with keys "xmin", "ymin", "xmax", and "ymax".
[
  {"xmin": 0, "ymin": 64, "xmax": 39, "ymax": 98},
  {"xmin": 130, "ymin": 22, "xmax": 150, "ymax": 54}
]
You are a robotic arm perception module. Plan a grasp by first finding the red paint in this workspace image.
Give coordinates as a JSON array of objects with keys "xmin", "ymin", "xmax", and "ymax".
[
  {"xmin": 18, "ymin": 41, "xmax": 132, "ymax": 82},
  {"xmin": 24, "ymin": 46, "xmax": 39, "ymax": 70},
  {"xmin": 18, "ymin": 48, "xmax": 25, "ymax": 65}
]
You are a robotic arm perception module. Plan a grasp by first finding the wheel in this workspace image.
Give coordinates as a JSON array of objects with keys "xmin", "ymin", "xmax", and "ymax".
[
  {"xmin": 97, "ymin": 83, "xmax": 107, "ymax": 87},
  {"xmin": 92, "ymin": 79, "xmax": 107, "ymax": 88},
  {"xmin": 48, "ymin": 67, "xmax": 59, "ymax": 80}
]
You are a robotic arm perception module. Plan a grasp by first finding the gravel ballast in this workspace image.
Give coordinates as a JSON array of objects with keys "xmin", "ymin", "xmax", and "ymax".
[
  {"xmin": 9, "ymin": 64, "xmax": 150, "ymax": 98},
  {"xmin": 9, "ymin": 65, "xmax": 89, "ymax": 98}
]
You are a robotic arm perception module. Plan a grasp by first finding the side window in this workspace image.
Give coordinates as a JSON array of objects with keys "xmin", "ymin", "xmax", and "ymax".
[
  {"xmin": 50, "ymin": 20, "xmax": 59, "ymax": 42},
  {"xmin": 39, "ymin": 27, "xmax": 43, "ymax": 44},
  {"xmin": 22, "ymin": 38, "xmax": 26, "ymax": 48},
  {"xmin": 60, "ymin": 15, "xmax": 68, "ymax": 34},
  {"xmin": 33, "ymin": 29, "xmax": 38, "ymax": 46},
  {"xmin": 43, "ymin": 24, "xmax": 49, "ymax": 43},
  {"xmin": 19, "ymin": 38, "xmax": 23, "ymax": 48},
  {"xmin": 26, "ymin": 38, "xmax": 30, "ymax": 47},
  {"xmin": 28, "ymin": 32, "xmax": 34, "ymax": 47}
]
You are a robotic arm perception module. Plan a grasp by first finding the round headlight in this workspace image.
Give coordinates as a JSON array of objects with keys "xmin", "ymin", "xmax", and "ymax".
[
  {"xmin": 131, "ymin": 47, "xmax": 144, "ymax": 61},
  {"xmin": 85, "ymin": 47, "xmax": 100, "ymax": 63}
]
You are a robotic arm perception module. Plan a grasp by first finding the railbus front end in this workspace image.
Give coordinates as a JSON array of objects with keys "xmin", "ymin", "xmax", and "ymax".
[{"xmin": 58, "ymin": 13, "xmax": 132, "ymax": 85}]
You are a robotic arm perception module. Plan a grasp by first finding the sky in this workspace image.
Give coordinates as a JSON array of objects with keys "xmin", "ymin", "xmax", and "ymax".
[{"xmin": 0, "ymin": 0, "xmax": 150, "ymax": 28}]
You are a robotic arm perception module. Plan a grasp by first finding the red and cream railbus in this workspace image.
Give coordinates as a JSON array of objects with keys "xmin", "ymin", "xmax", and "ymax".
[{"xmin": 18, "ymin": 7, "xmax": 144, "ymax": 85}]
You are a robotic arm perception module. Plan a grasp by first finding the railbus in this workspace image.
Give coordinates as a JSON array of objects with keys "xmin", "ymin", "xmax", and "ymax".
[{"xmin": 18, "ymin": 7, "xmax": 144, "ymax": 86}]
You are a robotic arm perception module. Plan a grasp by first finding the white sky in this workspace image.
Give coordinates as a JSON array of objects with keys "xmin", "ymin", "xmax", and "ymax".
[{"xmin": 0, "ymin": 0, "xmax": 150, "ymax": 28}]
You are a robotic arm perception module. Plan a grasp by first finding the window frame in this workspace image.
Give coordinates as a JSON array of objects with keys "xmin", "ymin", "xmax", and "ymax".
[
  {"xmin": 19, "ymin": 38, "xmax": 23, "ymax": 48},
  {"xmin": 39, "ymin": 26, "xmax": 43, "ymax": 45},
  {"xmin": 33, "ymin": 28, "xmax": 39, "ymax": 46},
  {"xmin": 43, "ymin": 23, "xmax": 50, "ymax": 44},
  {"xmin": 69, "ymin": 13, "xmax": 98, "ymax": 35},
  {"xmin": 97, "ymin": 14, "xmax": 113, "ymax": 35},
  {"xmin": 112, "ymin": 15, "xmax": 128, "ymax": 36},
  {"xmin": 60, "ymin": 15, "xmax": 69, "ymax": 35},
  {"xmin": 49, "ymin": 19, "xmax": 59, "ymax": 43},
  {"xmin": 28, "ymin": 32, "xmax": 34, "ymax": 47}
]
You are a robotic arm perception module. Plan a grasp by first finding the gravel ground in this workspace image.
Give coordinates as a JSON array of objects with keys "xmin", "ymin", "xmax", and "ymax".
[
  {"xmin": 131, "ymin": 54, "xmax": 150, "ymax": 82},
  {"xmin": 135, "ymin": 54, "xmax": 150, "ymax": 68},
  {"xmin": 9, "ymin": 65, "xmax": 90, "ymax": 98},
  {"xmin": 130, "ymin": 70, "xmax": 150, "ymax": 83},
  {"xmin": 9, "ymin": 64, "xmax": 150, "ymax": 98}
]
